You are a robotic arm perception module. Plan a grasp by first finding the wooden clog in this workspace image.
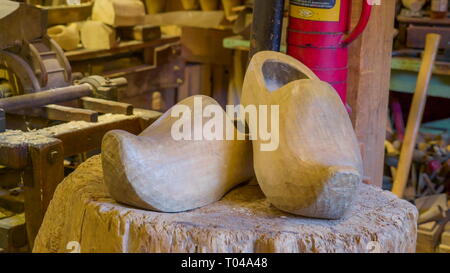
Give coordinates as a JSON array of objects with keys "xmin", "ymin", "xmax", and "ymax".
[
  {"xmin": 92, "ymin": 0, "xmax": 145, "ymax": 27},
  {"xmin": 101, "ymin": 95, "xmax": 254, "ymax": 212},
  {"xmin": 181, "ymin": 0, "xmax": 199, "ymax": 10},
  {"xmin": 200, "ymin": 0, "xmax": 219, "ymax": 11},
  {"xmin": 242, "ymin": 51, "xmax": 363, "ymax": 219}
]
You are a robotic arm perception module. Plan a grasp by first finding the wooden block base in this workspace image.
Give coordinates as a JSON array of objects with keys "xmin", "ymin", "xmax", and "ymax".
[{"xmin": 34, "ymin": 156, "xmax": 418, "ymax": 253}]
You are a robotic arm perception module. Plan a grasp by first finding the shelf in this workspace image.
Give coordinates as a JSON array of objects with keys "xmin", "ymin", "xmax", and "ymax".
[
  {"xmin": 397, "ymin": 15, "xmax": 450, "ymax": 25},
  {"xmin": 65, "ymin": 36, "xmax": 179, "ymax": 62},
  {"xmin": 223, "ymin": 36, "xmax": 450, "ymax": 99}
]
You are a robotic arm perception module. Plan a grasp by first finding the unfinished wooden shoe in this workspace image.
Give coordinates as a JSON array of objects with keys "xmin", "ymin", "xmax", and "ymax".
[
  {"xmin": 144, "ymin": 0, "xmax": 166, "ymax": 14},
  {"xmin": 101, "ymin": 95, "xmax": 254, "ymax": 212},
  {"xmin": 200, "ymin": 0, "xmax": 219, "ymax": 11},
  {"xmin": 47, "ymin": 23, "xmax": 80, "ymax": 51},
  {"xmin": 92, "ymin": 0, "xmax": 145, "ymax": 27},
  {"xmin": 181, "ymin": 0, "xmax": 199, "ymax": 10},
  {"xmin": 80, "ymin": 21, "xmax": 116, "ymax": 50},
  {"xmin": 241, "ymin": 51, "xmax": 363, "ymax": 219}
]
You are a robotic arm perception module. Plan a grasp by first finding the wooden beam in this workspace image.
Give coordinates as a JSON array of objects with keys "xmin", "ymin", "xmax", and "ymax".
[
  {"xmin": 347, "ymin": 0, "xmax": 396, "ymax": 187},
  {"xmin": 118, "ymin": 25, "xmax": 162, "ymax": 42},
  {"xmin": 44, "ymin": 105, "xmax": 98, "ymax": 123},
  {"xmin": 23, "ymin": 139, "xmax": 64, "ymax": 248},
  {"xmin": 0, "ymin": 213, "xmax": 26, "ymax": 252},
  {"xmin": 43, "ymin": 2, "xmax": 92, "ymax": 26},
  {"xmin": 392, "ymin": 34, "xmax": 441, "ymax": 198},
  {"xmin": 10, "ymin": 105, "xmax": 99, "ymax": 123},
  {"xmin": 0, "ymin": 167, "xmax": 22, "ymax": 189},
  {"xmin": 80, "ymin": 97, "xmax": 134, "ymax": 115},
  {"xmin": 0, "ymin": 144, "xmax": 28, "ymax": 170},
  {"xmin": 0, "ymin": 109, "xmax": 4, "ymax": 133},
  {"xmin": 55, "ymin": 117, "xmax": 142, "ymax": 157}
]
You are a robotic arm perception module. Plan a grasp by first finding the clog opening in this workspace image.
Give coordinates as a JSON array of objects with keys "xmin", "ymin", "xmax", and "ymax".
[{"xmin": 262, "ymin": 60, "xmax": 310, "ymax": 92}]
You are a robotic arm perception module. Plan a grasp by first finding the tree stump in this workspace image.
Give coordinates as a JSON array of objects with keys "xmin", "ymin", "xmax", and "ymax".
[{"xmin": 34, "ymin": 156, "xmax": 418, "ymax": 253}]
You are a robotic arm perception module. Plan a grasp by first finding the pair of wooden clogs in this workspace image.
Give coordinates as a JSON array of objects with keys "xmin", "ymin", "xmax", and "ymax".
[{"xmin": 101, "ymin": 51, "xmax": 363, "ymax": 219}]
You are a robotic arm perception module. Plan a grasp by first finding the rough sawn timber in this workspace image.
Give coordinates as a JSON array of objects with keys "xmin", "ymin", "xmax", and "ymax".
[{"xmin": 34, "ymin": 156, "xmax": 417, "ymax": 253}]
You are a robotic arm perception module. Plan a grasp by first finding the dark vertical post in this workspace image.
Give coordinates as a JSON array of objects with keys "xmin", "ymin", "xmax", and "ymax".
[
  {"xmin": 249, "ymin": 0, "xmax": 286, "ymax": 60},
  {"xmin": 23, "ymin": 139, "xmax": 64, "ymax": 249},
  {"xmin": 0, "ymin": 109, "xmax": 5, "ymax": 132}
]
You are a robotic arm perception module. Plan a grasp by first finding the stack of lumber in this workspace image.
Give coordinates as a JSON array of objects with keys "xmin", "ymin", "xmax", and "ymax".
[{"xmin": 384, "ymin": 132, "xmax": 449, "ymax": 253}]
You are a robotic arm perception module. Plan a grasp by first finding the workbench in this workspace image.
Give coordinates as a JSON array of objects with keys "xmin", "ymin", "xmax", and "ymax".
[{"xmin": 0, "ymin": 109, "xmax": 161, "ymax": 250}]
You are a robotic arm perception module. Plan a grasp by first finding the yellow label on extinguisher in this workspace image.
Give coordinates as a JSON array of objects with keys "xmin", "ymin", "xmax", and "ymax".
[{"xmin": 290, "ymin": 0, "xmax": 341, "ymax": 22}]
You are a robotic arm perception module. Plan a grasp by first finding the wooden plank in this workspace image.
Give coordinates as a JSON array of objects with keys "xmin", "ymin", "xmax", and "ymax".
[
  {"xmin": 407, "ymin": 25, "xmax": 450, "ymax": 49},
  {"xmin": 133, "ymin": 108, "xmax": 162, "ymax": 129},
  {"xmin": 43, "ymin": 3, "xmax": 92, "ymax": 26},
  {"xmin": 23, "ymin": 139, "xmax": 64, "ymax": 248},
  {"xmin": 80, "ymin": 97, "xmax": 133, "ymax": 115},
  {"xmin": 44, "ymin": 104, "xmax": 98, "ymax": 122},
  {"xmin": 391, "ymin": 57, "xmax": 450, "ymax": 76},
  {"xmin": 54, "ymin": 117, "xmax": 142, "ymax": 157},
  {"xmin": 347, "ymin": 1, "xmax": 396, "ymax": 187},
  {"xmin": 0, "ymin": 167, "xmax": 22, "ymax": 189},
  {"xmin": 397, "ymin": 15, "xmax": 450, "ymax": 25},
  {"xmin": 0, "ymin": 213, "xmax": 26, "ymax": 252},
  {"xmin": 134, "ymin": 25, "xmax": 162, "ymax": 41},
  {"xmin": 0, "ymin": 144, "xmax": 28, "ymax": 169},
  {"xmin": 65, "ymin": 37, "xmax": 179, "ymax": 62},
  {"xmin": 0, "ymin": 189, "xmax": 23, "ymax": 214},
  {"xmin": 392, "ymin": 34, "xmax": 441, "ymax": 198},
  {"xmin": 417, "ymin": 219, "xmax": 448, "ymax": 253},
  {"xmin": 9, "ymin": 105, "xmax": 99, "ymax": 123},
  {"xmin": 118, "ymin": 25, "xmax": 162, "ymax": 42}
]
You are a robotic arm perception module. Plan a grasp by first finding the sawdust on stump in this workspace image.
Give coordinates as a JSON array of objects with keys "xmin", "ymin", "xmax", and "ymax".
[{"xmin": 34, "ymin": 156, "xmax": 418, "ymax": 253}]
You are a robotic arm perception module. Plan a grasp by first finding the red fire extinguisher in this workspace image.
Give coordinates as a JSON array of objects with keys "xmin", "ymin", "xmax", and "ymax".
[{"xmin": 287, "ymin": 0, "xmax": 373, "ymax": 105}]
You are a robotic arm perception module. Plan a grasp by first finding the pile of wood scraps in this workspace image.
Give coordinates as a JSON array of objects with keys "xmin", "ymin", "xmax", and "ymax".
[
  {"xmin": 385, "ymin": 104, "xmax": 449, "ymax": 253},
  {"xmin": 384, "ymin": 135, "xmax": 450, "ymax": 199},
  {"xmin": 415, "ymin": 193, "xmax": 450, "ymax": 252},
  {"xmin": 385, "ymin": 33, "xmax": 450, "ymax": 252}
]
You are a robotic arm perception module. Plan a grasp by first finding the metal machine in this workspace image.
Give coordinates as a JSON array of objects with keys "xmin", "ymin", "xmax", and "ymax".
[{"xmin": 0, "ymin": 1, "xmax": 127, "ymax": 132}]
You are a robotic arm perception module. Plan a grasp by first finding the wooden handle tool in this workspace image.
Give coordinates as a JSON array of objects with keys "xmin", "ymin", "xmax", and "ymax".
[{"xmin": 392, "ymin": 33, "xmax": 441, "ymax": 198}]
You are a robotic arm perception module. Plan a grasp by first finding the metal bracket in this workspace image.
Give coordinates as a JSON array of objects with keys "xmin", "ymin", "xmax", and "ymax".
[{"xmin": 77, "ymin": 76, "xmax": 127, "ymax": 101}]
